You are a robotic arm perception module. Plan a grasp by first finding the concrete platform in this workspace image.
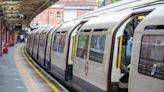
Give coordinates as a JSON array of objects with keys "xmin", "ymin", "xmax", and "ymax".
[{"xmin": 0, "ymin": 43, "xmax": 67, "ymax": 92}]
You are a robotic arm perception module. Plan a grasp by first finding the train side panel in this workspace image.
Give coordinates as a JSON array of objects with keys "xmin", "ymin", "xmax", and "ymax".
[
  {"xmin": 50, "ymin": 20, "xmax": 86, "ymax": 81},
  {"xmin": 29, "ymin": 33, "xmax": 35, "ymax": 56},
  {"xmin": 72, "ymin": 12, "xmax": 132, "ymax": 91},
  {"xmin": 129, "ymin": 6, "xmax": 164, "ymax": 92},
  {"xmin": 26, "ymin": 34, "xmax": 30, "ymax": 53},
  {"xmin": 33, "ymin": 33, "xmax": 40, "ymax": 61},
  {"xmin": 45, "ymin": 24, "xmax": 62, "ymax": 70},
  {"xmin": 38, "ymin": 26, "xmax": 55, "ymax": 67},
  {"xmin": 38, "ymin": 33, "xmax": 47, "ymax": 66}
]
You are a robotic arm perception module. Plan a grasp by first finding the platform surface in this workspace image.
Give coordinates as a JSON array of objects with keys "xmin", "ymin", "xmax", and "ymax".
[{"xmin": 0, "ymin": 44, "xmax": 54, "ymax": 92}]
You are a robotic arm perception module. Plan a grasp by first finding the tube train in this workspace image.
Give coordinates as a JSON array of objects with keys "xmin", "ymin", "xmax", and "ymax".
[{"xmin": 26, "ymin": 0, "xmax": 164, "ymax": 92}]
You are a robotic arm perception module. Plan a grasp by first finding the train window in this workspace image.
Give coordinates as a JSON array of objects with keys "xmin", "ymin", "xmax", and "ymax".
[
  {"xmin": 61, "ymin": 31, "xmax": 67, "ymax": 33},
  {"xmin": 144, "ymin": 25, "xmax": 164, "ymax": 30},
  {"xmin": 76, "ymin": 35, "xmax": 89, "ymax": 59},
  {"xmin": 52, "ymin": 35, "xmax": 57, "ymax": 51},
  {"xmin": 89, "ymin": 35, "xmax": 106, "ymax": 63},
  {"xmin": 34, "ymin": 36, "xmax": 38, "ymax": 45},
  {"xmin": 138, "ymin": 35, "xmax": 164, "ymax": 80},
  {"xmin": 39, "ymin": 36, "xmax": 43, "ymax": 47},
  {"xmin": 56, "ymin": 31, "xmax": 60, "ymax": 33},
  {"xmin": 39, "ymin": 35, "xmax": 45, "ymax": 47},
  {"xmin": 93, "ymin": 29, "xmax": 107, "ymax": 32},
  {"xmin": 80, "ymin": 30, "xmax": 91, "ymax": 32},
  {"xmin": 53, "ymin": 35, "xmax": 66, "ymax": 53}
]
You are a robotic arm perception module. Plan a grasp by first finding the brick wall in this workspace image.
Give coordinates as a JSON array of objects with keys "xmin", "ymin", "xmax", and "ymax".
[{"xmin": 31, "ymin": 0, "xmax": 98, "ymax": 27}]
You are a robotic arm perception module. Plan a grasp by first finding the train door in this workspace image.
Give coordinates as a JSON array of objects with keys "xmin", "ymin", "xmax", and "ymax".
[
  {"xmin": 26, "ymin": 35, "xmax": 30, "ymax": 52},
  {"xmin": 31, "ymin": 34, "xmax": 35, "ymax": 56},
  {"xmin": 129, "ymin": 6, "xmax": 164, "ymax": 92},
  {"xmin": 73, "ymin": 28, "xmax": 108, "ymax": 91},
  {"xmin": 112, "ymin": 13, "xmax": 149, "ymax": 91},
  {"xmin": 87, "ymin": 30, "xmax": 107, "ymax": 89},
  {"xmin": 36, "ymin": 33, "xmax": 40, "ymax": 60},
  {"xmin": 38, "ymin": 33, "xmax": 46, "ymax": 66},
  {"xmin": 67, "ymin": 21, "xmax": 88, "ymax": 80},
  {"xmin": 45, "ymin": 24, "xmax": 61, "ymax": 71},
  {"xmin": 50, "ymin": 21, "xmax": 87, "ymax": 81},
  {"xmin": 74, "ymin": 30, "xmax": 91, "ymax": 80}
]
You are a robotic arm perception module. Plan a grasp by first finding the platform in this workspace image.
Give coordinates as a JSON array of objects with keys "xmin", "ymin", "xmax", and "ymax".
[{"xmin": 0, "ymin": 44, "xmax": 67, "ymax": 92}]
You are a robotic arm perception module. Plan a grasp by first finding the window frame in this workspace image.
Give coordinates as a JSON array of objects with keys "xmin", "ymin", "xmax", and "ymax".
[
  {"xmin": 56, "ymin": 11, "xmax": 61, "ymax": 18},
  {"xmin": 49, "ymin": 11, "xmax": 53, "ymax": 17},
  {"xmin": 76, "ymin": 34, "xmax": 90, "ymax": 59},
  {"xmin": 39, "ymin": 33, "xmax": 46, "ymax": 47},
  {"xmin": 34, "ymin": 35, "xmax": 38, "ymax": 45},
  {"xmin": 138, "ymin": 34, "xmax": 164, "ymax": 80},
  {"xmin": 52, "ymin": 34, "xmax": 66, "ymax": 53},
  {"xmin": 89, "ymin": 34, "xmax": 106, "ymax": 63}
]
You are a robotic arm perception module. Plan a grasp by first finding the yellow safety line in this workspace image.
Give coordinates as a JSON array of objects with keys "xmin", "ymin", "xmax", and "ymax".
[
  {"xmin": 22, "ymin": 47, "xmax": 61, "ymax": 92},
  {"xmin": 14, "ymin": 45, "xmax": 41, "ymax": 92},
  {"xmin": 117, "ymin": 36, "xmax": 123, "ymax": 69}
]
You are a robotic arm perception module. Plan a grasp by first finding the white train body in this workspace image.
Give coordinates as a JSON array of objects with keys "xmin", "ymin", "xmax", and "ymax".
[{"xmin": 26, "ymin": 1, "xmax": 164, "ymax": 92}]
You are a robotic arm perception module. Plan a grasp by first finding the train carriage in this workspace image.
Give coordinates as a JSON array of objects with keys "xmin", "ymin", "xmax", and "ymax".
[
  {"xmin": 129, "ymin": 6, "xmax": 164, "ymax": 92},
  {"xmin": 26, "ymin": 33, "xmax": 31, "ymax": 53},
  {"xmin": 26, "ymin": 1, "xmax": 164, "ymax": 92},
  {"xmin": 45, "ymin": 24, "xmax": 62, "ymax": 70},
  {"xmin": 28, "ymin": 29, "xmax": 39, "ymax": 56},
  {"xmin": 71, "ymin": 2, "xmax": 164, "ymax": 92},
  {"xmin": 32, "ymin": 27, "xmax": 46, "ymax": 61},
  {"xmin": 38, "ymin": 26, "xmax": 55, "ymax": 67},
  {"xmin": 71, "ymin": 11, "xmax": 132, "ymax": 92},
  {"xmin": 50, "ymin": 19, "xmax": 88, "ymax": 81}
]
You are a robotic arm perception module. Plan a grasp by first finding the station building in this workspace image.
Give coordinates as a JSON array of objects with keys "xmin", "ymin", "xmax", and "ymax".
[{"xmin": 31, "ymin": 0, "xmax": 98, "ymax": 27}]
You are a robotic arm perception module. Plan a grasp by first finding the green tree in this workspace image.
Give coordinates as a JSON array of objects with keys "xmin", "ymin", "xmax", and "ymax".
[
  {"xmin": 111, "ymin": 0, "xmax": 120, "ymax": 3},
  {"xmin": 98, "ymin": 0, "xmax": 105, "ymax": 7}
]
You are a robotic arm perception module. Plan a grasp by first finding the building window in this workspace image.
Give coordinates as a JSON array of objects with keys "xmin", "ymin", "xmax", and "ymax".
[
  {"xmin": 56, "ymin": 11, "xmax": 61, "ymax": 18},
  {"xmin": 89, "ymin": 35, "xmax": 106, "ymax": 63},
  {"xmin": 49, "ymin": 12, "xmax": 53, "ymax": 17},
  {"xmin": 138, "ymin": 35, "xmax": 164, "ymax": 80}
]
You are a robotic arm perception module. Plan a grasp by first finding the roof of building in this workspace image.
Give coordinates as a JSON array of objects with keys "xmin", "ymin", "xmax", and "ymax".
[
  {"xmin": 0, "ymin": 0, "xmax": 59, "ymax": 26},
  {"xmin": 55, "ymin": 0, "xmax": 98, "ymax": 6}
]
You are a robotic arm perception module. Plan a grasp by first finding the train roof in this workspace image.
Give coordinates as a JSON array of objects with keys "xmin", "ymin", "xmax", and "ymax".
[
  {"xmin": 41, "ymin": 25, "xmax": 56, "ymax": 33},
  {"xmin": 29, "ymin": 28, "xmax": 39, "ymax": 34},
  {"xmin": 77, "ymin": 0, "xmax": 163, "ymax": 19},
  {"xmin": 79, "ymin": 10, "xmax": 131, "ymax": 31},
  {"xmin": 55, "ymin": 19, "xmax": 83, "ymax": 33},
  {"xmin": 46, "ymin": 24, "xmax": 62, "ymax": 36},
  {"xmin": 33, "ymin": 27, "xmax": 46, "ymax": 34},
  {"xmin": 136, "ymin": 6, "xmax": 164, "ymax": 31},
  {"xmin": 77, "ymin": 1, "xmax": 164, "ymax": 32}
]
